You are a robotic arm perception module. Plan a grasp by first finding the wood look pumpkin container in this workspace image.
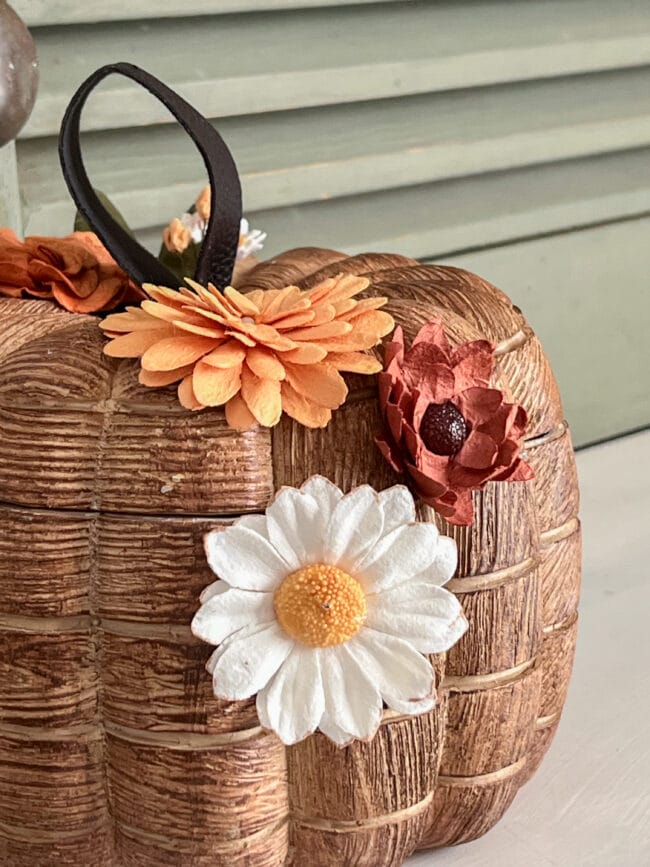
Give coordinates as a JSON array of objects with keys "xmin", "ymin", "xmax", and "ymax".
[{"xmin": 0, "ymin": 246, "xmax": 581, "ymax": 866}]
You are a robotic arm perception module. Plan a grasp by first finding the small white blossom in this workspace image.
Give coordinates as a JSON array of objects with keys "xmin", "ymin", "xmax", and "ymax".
[
  {"xmin": 237, "ymin": 218, "xmax": 267, "ymax": 260},
  {"xmin": 179, "ymin": 211, "xmax": 206, "ymax": 245}
]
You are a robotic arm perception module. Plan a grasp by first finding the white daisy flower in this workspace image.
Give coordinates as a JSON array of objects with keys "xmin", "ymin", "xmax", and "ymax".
[
  {"xmin": 237, "ymin": 217, "xmax": 267, "ymax": 259},
  {"xmin": 192, "ymin": 476, "xmax": 467, "ymax": 747},
  {"xmin": 179, "ymin": 211, "xmax": 206, "ymax": 244}
]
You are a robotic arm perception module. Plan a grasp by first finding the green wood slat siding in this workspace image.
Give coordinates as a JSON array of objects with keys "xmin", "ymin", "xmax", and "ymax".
[
  {"xmin": 449, "ymin": 218, "xmax": 650, "ymax": 447},
  {"xmin": 0, "ymin": 143, "xmax": 22, "ymax": 234},
  {"xmin": 16, "ymin": 0, "xmax": 403, "ymax": 27},
  {"xmin": 150, "ymin": 147, "xmax": 645, "ymax": 262},
  {"xmin": 21, "ymin": 0, "xmax": 650, "ymax": 138},
  {"xmin": 6, "ymin": 0, "xmax": 650, "ymax": 441},
  {"xmin": 17, "ymin": 68, "xmax": 650, "ymax": 235}
]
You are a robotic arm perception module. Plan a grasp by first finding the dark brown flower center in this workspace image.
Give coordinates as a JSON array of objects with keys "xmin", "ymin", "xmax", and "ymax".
[{"xmin": 420, "ymin": 401, "xmax": 468, "ymax": 456}]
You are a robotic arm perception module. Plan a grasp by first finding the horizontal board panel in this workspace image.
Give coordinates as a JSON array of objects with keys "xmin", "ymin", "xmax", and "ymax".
[
  {"xmin": 22, "ymin": 0, "xmax": 650, "ymax": 138},
  {"xmin": 16, "ymin": 0, "xmax": 401, "ymax": 26},
  {"xmin": 136, "ymin": 147, "xmax": 650, "ymax": 259},
  {"xmin": 18, "ymin": 68, "xmax": 650, "ymax": 236},
  {"xmin": 448, "ymin": 218, "xmax": 650, "ymax": 446},
  {"xmin": 0, "ymin": 144, "xmax": 22, "ymax": 234}
]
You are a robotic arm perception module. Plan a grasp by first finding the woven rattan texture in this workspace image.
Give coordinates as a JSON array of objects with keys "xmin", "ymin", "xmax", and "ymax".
[{"xmin": 0, "ymin": 249, "xmax": 580, "ymax": 866}]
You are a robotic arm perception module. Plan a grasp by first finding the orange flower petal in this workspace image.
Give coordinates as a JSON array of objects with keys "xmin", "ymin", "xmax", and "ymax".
[
  {"xmin": 192, "ymin": 360, "xmax": 242, "ymax": 406},
  {"xmin": 139, "ymin": 364, "xmax": 195, "ymax": 387},
  {"xmin": 346, "ymin": 296, "xmax": 388, "ymax": 317},
  {"xmin": 141, "ymin": 299, "xmax": 201, "ymax": 324},
  {"xmin": 225, "ymin": 393, "xmax": 257, "ymax": 431},
  {"xmin": 263, "ymin": 297, "xmax": 311, "ymax": 325},
  {"xmin": 141, "ymin": 335, "xmax": 217, "ymax": 371},
  {"xmin": 314, "ymin": 310, "xmax": 394, "ymax": 351},
  {"xmin": 178, "ymin": 375, "xmax": 203, "ymax": 410},
  {"xmin": 101, "ymin": 307, "xmax": 163, "ymax": 333},
  {"xmin": 0, "ymin": 284, "xmax": 25, "ymax": 298},
  {"xmin": 202, "ymin": 340, "xmax": 247, "ymax": 369},
  {"xmin": 180, "ymin": 281, "xmax": 217, "ymax": 312},
  {"xmin": 260, "ymin": 285, "xmax": 302, "ymax": 317},
  {"xmin": 241, "ymin": 365, "xmax": 282, "ymax": 426},
  {"xmin": 244, "ymin": 290, "xmax": 265, "ymax": 309},
  {"xmin": 226, "ymin": 329, "xmax": 257, "ymax": 347},
  {"xmin": 282, "ymin": 320, "xmax": 352, "ymax": 342},
  {"xmin": 326, "ymin": 351, "xmax": 382, "ymax": 374},
  {"xmin": 52, "ymin": 277, "xmax": 122, "ymax": 314},
  {"xmin": 245, "ymin": 346, "xmax": 286, "ymax": 381},
  {"xmin": 308, "ymin": 274, "xmax": 369, "ymax": 305},
  {"xmin": 284, "ymin": 362, "xmax": 348, "ymax": 410},
  {"xmin": 267, "ymin": 308, "xmax": 316, "ymax": 330},
  {"xmin": 280, "ymin": 382, "xmax": 332, "ymax": 428},
  {"xmin": 172, "ymin": 319, "xmax": 225, "ymax": 338},
  {"xmin": 224, "ymin": 285, "xmax": 260, "ymax": 317},
  {"xmin": 190, "ymin": 306, "xmax": 229, "ymax": 328},
  {"xmin": 279, "ymin": 344, "xmax": 328, "ymax": 364},
  {"xmin": 145, "ymin": 284, "xmax": 187, "ymax": 309},
  {"xmin": 104, "ymin": 329, "xmax": 171, "ymax": 357},
  {"xmin": 332, "ymin": 298, "xmax": 357, "ymax": 317}
]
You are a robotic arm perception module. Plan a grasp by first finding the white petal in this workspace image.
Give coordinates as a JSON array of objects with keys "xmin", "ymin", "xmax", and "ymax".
[
  {"xmin": 318, "ymin": 645, "xmax": 382, "ymax": 743},
  {"xmin": 348, "ymin": 629, "xmax": 434, "ymax": 706},
  {"xmin": 211, "ymin": 622, "xmax": 294, "ymax": 700},
  {"xmin": 235, "ymin": 513, "xmax": 269, "ymax": 538},
  {"xmin": 205, "ymin": 620, "xmax": 263, "ymax": 674},
  {"xmin": 191, "ymin": 588, "xmax": 275, "ymax": 645},
  {"xmin": 256, "ymin": 646, "xmax": 325, "ymax": 744},
  {"xmin": 412, "ymin": 534, "xmax": 457, "ymax": 586},
  {"xmin": 379, "ymin": 485, "xmax": 416, "ymax": 534},
  {"xmin": 300, "ymin": 475, "xmax": 343, "ymax": 524},
  {"xmin": 265, "ymin": 486, "xmax": 322, "ymax": 569},
  {"xmin": 366, "ymin": 582, "xmax": 467, "ymax": 653},
  {"xmin": 317, "ymin": 717, "xmax": 355, "ymax": 747},
  {"xmin": 199, "ymin": 579, "xmax": 230, "ymax": 604},
  {"xmin": 324, "ymin": 486, "xmax": 384, "ymax": 571},
  {"xmin": 204, "ymin": 525, "xmax": 289, "ymax": 591},
  {"xmin": 385, "ymin": 696, "xmax": 436, "ymax": 716},
  {"xmin": 357, "ymin": 522, "xmax": 442, "ymax": 593}
]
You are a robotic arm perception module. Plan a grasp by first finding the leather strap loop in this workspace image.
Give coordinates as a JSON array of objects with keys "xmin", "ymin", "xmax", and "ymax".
[{"xmin": 58, "ymin": 62, "xmax": 242, "ymax": 289}]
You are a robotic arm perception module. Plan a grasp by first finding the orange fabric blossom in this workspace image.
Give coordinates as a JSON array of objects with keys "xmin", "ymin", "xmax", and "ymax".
[
  {"xmin": 0, "ymin": 228, "xmax": 143, "ymax": 313},
  {"xmin": 376, "ymin": 320, "xmax": 534, "ymax": 526},
  {"xmin": 100, "ymin": 274, "xmax": 394, "ymax": 429}
]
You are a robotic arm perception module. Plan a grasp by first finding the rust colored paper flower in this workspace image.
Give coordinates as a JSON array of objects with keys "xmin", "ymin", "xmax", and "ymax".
[
  {"xmin": 376, "ymin": 320, "xmax": 533, "ymax": 525},
  {"xmin": 0, "ymin": 228, "xmax": 143, "ymax": 313},
  {"xmin": 101, "ymin": 274, "xmax": 394, "ymax": 429}
]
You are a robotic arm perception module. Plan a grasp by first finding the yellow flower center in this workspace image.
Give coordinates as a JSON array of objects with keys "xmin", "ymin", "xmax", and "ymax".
[{"xmin": 274, "ymin": 563, "xmax": 367, "ymax": 647}]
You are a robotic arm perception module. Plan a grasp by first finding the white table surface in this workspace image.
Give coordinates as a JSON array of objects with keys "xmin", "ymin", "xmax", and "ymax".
[{"xmin": 407, "ymin": 430, "xmax": 650, "ymax": 867}]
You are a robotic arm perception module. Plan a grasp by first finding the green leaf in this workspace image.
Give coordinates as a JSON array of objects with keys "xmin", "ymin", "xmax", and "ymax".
[
  {"xmin": 158, "ymin": 239, "xmax": 202, "ymax": 284},
  {"xmin": 74, "ymin": 189, "xmax": 134, "ymax": 236}
]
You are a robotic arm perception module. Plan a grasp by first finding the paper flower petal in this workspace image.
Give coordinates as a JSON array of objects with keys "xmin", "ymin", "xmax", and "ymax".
[
  {"xmin": 256, "ymin": 645, "xmax": 325, "ymax": 745},
  {"xmin": 324, "ymin": 485, "xmax": 385, "ymax": 570},
  {"xmin": 319, "ymin": 646, "xmax": 383, "ymax": 743},
  {"xmin": 209, "ymin": 622, "xmax": 294, "ymax": 700},
  {"xmin": 349, "ymin": 629, "xmax": 435, "ymax": 705},
  {"xmin": 204, "ymin": 525, "xmax": 289, "ymax": 591},
  {"xmin": 367, "ymin": 582, "xmax": 467, "ymax": 653},
  {"xmin": 358, "ymin": 522, "xmax": 441, "ymax": 594},
  {"xmin": 378, "ymin": 485, "xmax": 416, "ymax": 534},
  {"xmin": 191, "ymin": 588, "xmax": 274, "ymax": 645}
]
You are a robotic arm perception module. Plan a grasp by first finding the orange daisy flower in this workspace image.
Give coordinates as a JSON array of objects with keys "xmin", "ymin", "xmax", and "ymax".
[{"xmin": 100, "ymin": 275, "xmax": 394, "ymax": 429}]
